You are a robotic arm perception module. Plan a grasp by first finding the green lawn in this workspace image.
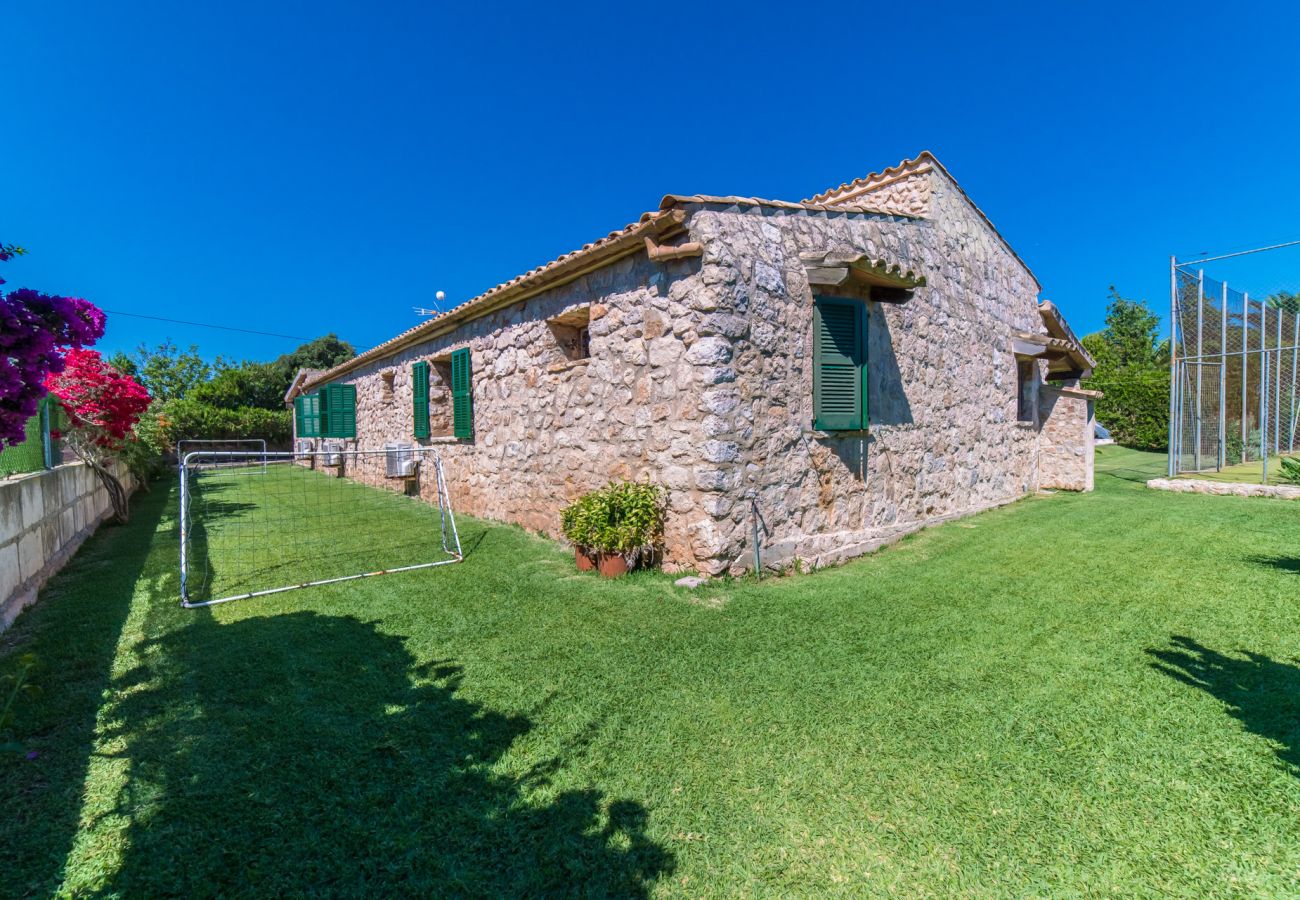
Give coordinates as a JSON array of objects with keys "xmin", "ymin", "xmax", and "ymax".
[
  {"xmin": 1178, "ymin": 453, "xmax": 1299, "ymax": 486},
  {"xmin": 3, "ymin": 446, "xmax": 1300, "ymax": 896}
]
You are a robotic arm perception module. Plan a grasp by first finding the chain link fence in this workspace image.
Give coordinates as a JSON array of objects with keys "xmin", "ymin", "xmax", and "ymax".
[
  {"xmin": 0, "ymin": 397, "xmax": 63, "ymax": 478},
  {"xmin": 1171, "ymin": 243, "xmax": 1300, "ymax": 483}
]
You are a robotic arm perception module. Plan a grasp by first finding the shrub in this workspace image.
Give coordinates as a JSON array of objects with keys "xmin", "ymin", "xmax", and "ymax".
[
  {"xmin": 140, "ymin": 397, "xmax": 292, "ymax": 453},
  {"xmin": 1278, "ymin": 456, "xmax": 1300, "ymax": 486},
  {"xmin": 560, "ymin": 481, "xmax": 666, "ymax": 565}
]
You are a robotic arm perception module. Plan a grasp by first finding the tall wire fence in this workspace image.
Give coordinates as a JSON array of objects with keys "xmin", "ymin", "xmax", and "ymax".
[
  {"xmin": 0, "ymin": 397, "xmax": 63, "ymax": 477},
  {"xmin": 1170, "ymin": 242, "xmax": 1300, "ymax": 483}
]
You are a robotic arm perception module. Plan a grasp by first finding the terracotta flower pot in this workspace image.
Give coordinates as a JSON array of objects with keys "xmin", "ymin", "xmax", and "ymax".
[
  {"xmin": 575, "ymin": 548, "xmax": 596, "ymax": 572},
  {"xmin": 596, "ymin": 553, "xmax": 629, "ymax": 578}
]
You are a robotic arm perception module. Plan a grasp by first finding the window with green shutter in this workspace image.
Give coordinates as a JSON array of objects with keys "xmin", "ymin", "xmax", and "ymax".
[
  {"xmin": 813, "ymin": 296, "xmax": 868, "ymax": 431},
  {"xmin": 306, "ymin": 391, "xmax": 322, "ymax": 437},
  {"xmin": 412, "ymin": 361, "xmax": 431, "ymax": 438},
  {"xmin": 296, "ymin": 391, "xmax": 322, "ymax": 437},
  {"xmin": 319, "ymin": 384, "xmax": 357, "ymax": 438},
  {"xmin": 451, "ymin": 347, "xmax": 473, "ymax": 440}
]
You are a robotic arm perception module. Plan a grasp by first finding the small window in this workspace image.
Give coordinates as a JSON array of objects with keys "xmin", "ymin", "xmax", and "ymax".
[
  {"xmin": 412, "ymin": 362, "xmax": 430, "ymax": 438},
  {"xmin": 812, "ymin": 296, "xmax": 868, "ymax": 431},
  {"xmin": 381, "ymin": 370, "xmax": 396, "ymax": 404},
  {"xmin": 450, "ymin": 348, "xmax": 473, "ymax": 440},
  {"xmin": 1016, "ymin": 359, "xmax": 1037, "ymax": 423},
  {"xmin": 549, "ymin": 308, "xmax": 591, "ymax": 362},
  {"xmin": 296, "ymin": 392, "xmax": 322, "ymax": 437},
  {"xmin": 320, "ymin": 384, "xmax": 357, "ymax": 438}
]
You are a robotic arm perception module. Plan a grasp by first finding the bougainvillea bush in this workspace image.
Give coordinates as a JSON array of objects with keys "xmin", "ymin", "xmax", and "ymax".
[
  {"xmin": 0, "ymin": 286, "xmax": 105, "ymax": 448},
  {"xmin": 45, "ymin": 349, "xmax": 151, "ymax": 523}
]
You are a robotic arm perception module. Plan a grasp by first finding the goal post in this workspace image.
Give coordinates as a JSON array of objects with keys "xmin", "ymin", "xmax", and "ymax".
[
  {"xmin": 179, "ymin": 447, "xmax": 463, "ymax": 608},
  {"xmin": 176, "ymin": 438, "xmax": 268, "ymax": 473}
]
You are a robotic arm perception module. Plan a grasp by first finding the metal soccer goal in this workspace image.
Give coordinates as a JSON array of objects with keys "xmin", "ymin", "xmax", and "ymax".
[
  {"xmin": 179, "ymin": 447, "xmax": 463, "ymax": 607},
  {"xmin": 176, "ymin": 438, "xmax": 269, "ymax": 473}
]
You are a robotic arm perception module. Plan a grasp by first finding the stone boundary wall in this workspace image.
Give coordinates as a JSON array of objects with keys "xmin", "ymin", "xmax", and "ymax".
[
  {"xmin": 0, "ymin": 461, "xmax": 135, "ymax": 633},
  {"xmin": 1146, "ymin": 477, "xmax": 1300, "ymax": 499}
]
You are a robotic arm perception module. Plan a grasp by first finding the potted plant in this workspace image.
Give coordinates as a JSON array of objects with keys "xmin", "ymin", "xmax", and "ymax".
[
  {"xmin": 560, "ymin": 481, "xmax": 666, "ymax": 577},
  {"xmin": 561, "ymin": 493, "xmax": 598, "ymax": 571}
]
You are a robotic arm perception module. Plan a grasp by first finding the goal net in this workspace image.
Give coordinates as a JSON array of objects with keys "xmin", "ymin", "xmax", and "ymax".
[
  {"xmin": 179, "ymin": 447, "xmax": 462, "ymax": 607},
  {"xmin": 176, "ymin": 438, "xmax": 268, "ymax": 473}
]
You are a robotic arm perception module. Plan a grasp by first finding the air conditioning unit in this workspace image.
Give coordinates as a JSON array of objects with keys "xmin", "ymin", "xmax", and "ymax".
[
  {"xmin": 384, "ymin": 442, "xmax": 418, "ymax": 478},
  {"xmin": 322, "ymin": 441, "xmax": 344, "ymax": 466},
  {"xmin": 294, "ymin": 438, "xmax": 313, "ymax": 459}
]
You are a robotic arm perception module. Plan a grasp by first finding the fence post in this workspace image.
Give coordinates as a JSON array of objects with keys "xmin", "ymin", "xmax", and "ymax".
[
  {"xmin": 1219, "ymin": 281, "xmax": 1228, "ymax": 470},
  {"xmin": 1242, "ymin": 292, "xmax": 1250, "ymax": 462},
  {"xmin": 1275, "ymin": 310, "xmax": 1283, "ymax": 457},
  {"xmin": 1168, "ymin": 257, "xmax": 1179, "ymax": 477},
  {"xmin": 1194, "ymin": 270, "xmax": 1203, "ymax": 472}
]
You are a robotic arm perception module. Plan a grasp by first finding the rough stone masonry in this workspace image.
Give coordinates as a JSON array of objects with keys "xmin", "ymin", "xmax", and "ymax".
[{"xmin": 291, "ymin": 153, "xmax": 1097, "ymax": 576}]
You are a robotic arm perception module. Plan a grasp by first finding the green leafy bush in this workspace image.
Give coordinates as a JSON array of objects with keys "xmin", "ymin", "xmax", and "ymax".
[
  {"xmin": 1278, "ymin": 456, "xmax": 1300, "ymax": 485},
  {"xmin": 560, "ymin": 481, "xmax": 666, "ymax": 565},
  {"xmin": 1081, "ymin": 289, "xmax": 1170, "ymax": 451},
  {"xmin": 139, "ymin": 398, "xmax": 291, "ymax": 455}
]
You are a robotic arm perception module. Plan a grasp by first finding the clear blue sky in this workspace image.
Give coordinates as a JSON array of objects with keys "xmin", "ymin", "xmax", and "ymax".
[{"xmin": 5, "ymin": 1, "xmax": 1299, "ymax": 363}]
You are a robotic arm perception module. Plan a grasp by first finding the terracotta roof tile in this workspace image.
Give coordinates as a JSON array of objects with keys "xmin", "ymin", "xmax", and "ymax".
[{"xmin": 300, "ymin": 194, "xmax": 914, "ymax": 390}]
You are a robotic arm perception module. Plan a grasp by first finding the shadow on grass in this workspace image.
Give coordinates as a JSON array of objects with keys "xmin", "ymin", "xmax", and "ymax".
[
  {"xmin": 1098, "ymin": 465, "xmax": 1160, "ymax": 485},
  {"xmin": 1248, "ymin": 555, "xmax": 1300, "ymax": 575},
  {"xmin": 1149, "ymin": 635, "xmax": 1300, "ymax": 775},
  {"xmin": 98, "ymin": 609, "xmax": 672, "ymax": 895},
  {"xmin": 0, "ymin": 482, "xmax": 172, "ymax": 897}
]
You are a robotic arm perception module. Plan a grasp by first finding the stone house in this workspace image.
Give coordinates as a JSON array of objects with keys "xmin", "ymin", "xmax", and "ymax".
[{"xmin": 287, "ymin": 152, "xmax": 1098, "ymax": 576}]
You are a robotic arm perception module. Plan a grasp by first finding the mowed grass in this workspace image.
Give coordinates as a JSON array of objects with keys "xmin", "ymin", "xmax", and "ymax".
[
  {"xmin": 1178, "ymin": 452, "xmax": 1300, "ymax": 486},
  {"xmin": 3, "ymin": 446, "xmax": 1300, "ymax": 895},
  {"xmin": 184, "ymin": 463, "xmax": 461, "ymax": 603}
]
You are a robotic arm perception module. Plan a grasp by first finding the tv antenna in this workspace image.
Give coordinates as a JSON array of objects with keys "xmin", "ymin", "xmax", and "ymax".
[{"xmin": 413, "ymin": 290, "xmax": 447, "ymax": 318}]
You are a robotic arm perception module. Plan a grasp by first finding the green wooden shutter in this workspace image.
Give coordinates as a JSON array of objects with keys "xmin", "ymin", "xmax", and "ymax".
[
  {"xmin": 321, "ymin": 384, "xmax": 356, "ymax": 438},
  {"xmin": 294, "ymin": 396, "xmax": 305, "ymax": 436},
  {"xmin": 340, "ymin": 384, "xmax": 356, "ymax": 438},
  {"xmin": 813, "ymin": 297, "xmax": 867, "ymax": 431},
  {"xmin": 451, "ymin": 348, "xmax": 473, "ymax": 440},
  {"xmin": 319, "ymin": 387, "xmax": 332, "ymax": 437},
  {"xmin": 304, "ymin": 391, "xmax": 321, "ymax": 437},
  {"xmin": 412, "ymin": 361, "xmax": 430, "ymax": 438}
]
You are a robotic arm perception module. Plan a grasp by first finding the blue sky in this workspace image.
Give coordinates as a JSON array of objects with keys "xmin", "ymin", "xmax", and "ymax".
[{"xmin": 5, "ymin": 1, "xmax": 1299, "ymax": 363}]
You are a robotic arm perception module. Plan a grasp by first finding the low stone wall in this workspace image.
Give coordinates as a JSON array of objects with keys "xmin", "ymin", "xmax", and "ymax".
[
  {"xmin": 0, "ymin": 461, "xmax": 135, "ymax": 633},
  {"xmin": 1146, "ymin": 477, "xmax": 1300, "ymax": 499}
]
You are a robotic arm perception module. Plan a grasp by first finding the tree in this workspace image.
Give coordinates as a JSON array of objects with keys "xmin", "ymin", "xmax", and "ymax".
[
  {"xmin": 276, "ymin": 333, "xmax": 355, "ymax": 373},
  {"xmin": 106, "ymin": 350, "xmax": 138, "ymax": 378},
  {"xmin": 45, "ymin": 349, "xmax": 151, "ymax": 524},
  {"xmin": 0, "ymin": 274, "xmax": 107, "ymax": 447},
  {"xmin": 1082, "ymin": 287, "xmax": 1170, "ymax": 451},
  {"xmin": 188, "ymin": 361, "xmax": 288, "ymax": 410},
  {"xmin": 130, "ymin": 341, "xmax": 211, "ymax": 402}
]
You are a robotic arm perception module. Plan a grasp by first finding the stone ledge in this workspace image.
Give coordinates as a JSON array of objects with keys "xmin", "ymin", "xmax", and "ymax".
[{"xmin": 1146, "ymin": 478, "xmax": 1300, "ymax": 499}]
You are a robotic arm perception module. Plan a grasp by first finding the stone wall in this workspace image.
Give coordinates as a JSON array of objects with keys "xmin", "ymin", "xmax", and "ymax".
[
  {"xmin": 306, "ymin": 250, "xmax": 743, "ymax": 567},
  {"xmin": 304, "ymin": 164, "xmax": 1092, "ymax": 576},
  {"xmin": 1038, "ymin": 385, "xmax": 1095, "ymax": 491},
  {"xmin": 0, "ymin": 461, "xmax": 134, "ymax": 632},
  {"xmin": 682, "ymin": 166, "xmax": 1055, "ymax": 573}
]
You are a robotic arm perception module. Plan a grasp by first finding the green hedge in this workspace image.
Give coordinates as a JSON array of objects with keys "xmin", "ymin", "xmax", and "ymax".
[{"xmin": 138, "ymin": 398, "xmax": 292, "ymax": 456}]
